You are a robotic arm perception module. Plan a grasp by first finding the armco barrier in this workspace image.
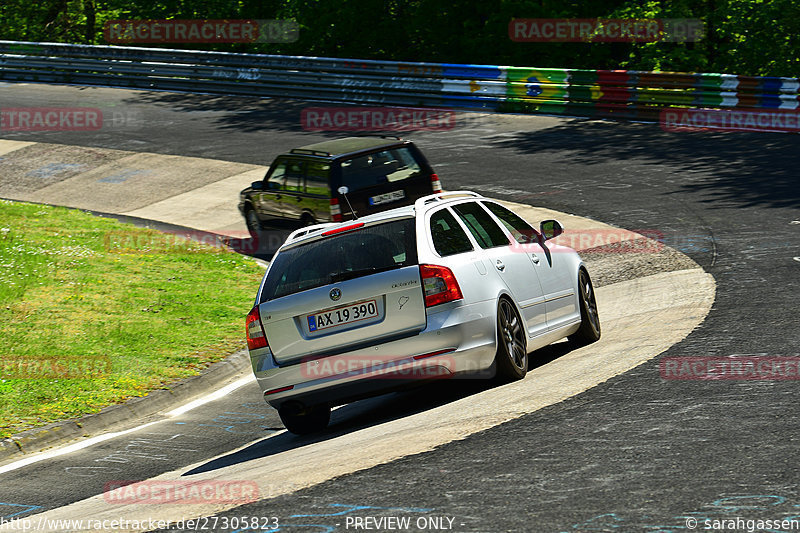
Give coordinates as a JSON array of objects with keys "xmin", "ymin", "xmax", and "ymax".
[{"xmin": 1, "ymin": 40, "xmax": 798, "ymax": 122}]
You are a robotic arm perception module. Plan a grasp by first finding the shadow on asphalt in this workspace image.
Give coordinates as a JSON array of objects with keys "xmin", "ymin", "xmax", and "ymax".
[
  {"xmin": 181, "ymin": 341, "xmax": 573, "ymax": 476},
  {"xmin": 495, "ymin": 121, "xmax": 800, "ymax": 210},
  {"xmin": 122, "ymin": 92, "xmax": 309, "ymax": 134}
]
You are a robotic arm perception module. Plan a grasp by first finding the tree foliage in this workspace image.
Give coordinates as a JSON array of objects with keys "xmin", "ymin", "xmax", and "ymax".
[{"xmin": 0, "ymin": 0, "xmax": 796, "ymax": 76}]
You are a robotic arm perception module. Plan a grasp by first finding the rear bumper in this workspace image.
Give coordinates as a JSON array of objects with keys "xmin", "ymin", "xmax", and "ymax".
[{"xmin": 249, "ymin": 298, "xmax": 498, "ymax": 409}]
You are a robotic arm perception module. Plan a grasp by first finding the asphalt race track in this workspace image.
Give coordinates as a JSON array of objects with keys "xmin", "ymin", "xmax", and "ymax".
[{"xmin": 1, "ymin": 83, "xmax": 799, "ymax": 532}]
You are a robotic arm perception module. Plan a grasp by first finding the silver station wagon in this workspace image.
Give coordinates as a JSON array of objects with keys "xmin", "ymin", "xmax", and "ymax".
[{"xmin": 246, "ymin": 192, "xmax": 600, "ymax": 434}]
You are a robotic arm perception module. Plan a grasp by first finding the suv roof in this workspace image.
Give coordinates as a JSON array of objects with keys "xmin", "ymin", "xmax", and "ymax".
[{"xmin": 289, "ymin": 136, "xmax": 404, "ymax": 158}]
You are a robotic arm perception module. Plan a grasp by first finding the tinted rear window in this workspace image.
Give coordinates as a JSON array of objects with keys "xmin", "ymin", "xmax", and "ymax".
[
  {"xmin": 340, "ymin": 147, "xmax": 423, "ymax": 191},
  {"xmin": 260, "ymin": 218, "xmax": 418, "ymax": 302},
  {"xmin": 430, "ymin": 209, "xmax": 473, "ymax": 257}
]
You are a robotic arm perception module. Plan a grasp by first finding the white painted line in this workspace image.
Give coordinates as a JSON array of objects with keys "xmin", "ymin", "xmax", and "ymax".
[
  {"xmin": 793, "ymin": 257, "xmax": 800, "ymax": 263},
  {"xmin": 0, "ymin": 374, "xmax": 255, "ymax": 475},
  {"xmin": 165, "ymin": 374, "xmax": 254, "ymax": 417},
  {"xmin": 0, "ymin": 421, "xmax": 159, "ymax": 475}
]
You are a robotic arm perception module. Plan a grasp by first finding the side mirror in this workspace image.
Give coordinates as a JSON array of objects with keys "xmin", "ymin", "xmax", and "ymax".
[
  {"xmin": 540, "ymin": 219, "xmax": 564, "ymax": 241},
  {"xmin": 250, "ymin": 181, "xmax": 263, "ymax": 190}
]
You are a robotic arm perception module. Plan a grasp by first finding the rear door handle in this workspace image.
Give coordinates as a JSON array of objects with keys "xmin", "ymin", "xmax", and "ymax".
[{"xmin": 495, "ymin": 259, "xmax": 505, "ymax": 271}]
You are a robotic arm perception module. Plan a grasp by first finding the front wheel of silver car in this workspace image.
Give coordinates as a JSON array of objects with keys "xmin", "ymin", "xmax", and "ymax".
[
  {"xmin": 278, "ymin": 403, "xmax": 331, "ymax": 435},
  {"xmin": 494, "ymin": 298, "xmax": 528, "ymax": 381},
  {"xmin": 568, "ymin": 268, "xmax": 601, "ymax": 346}
]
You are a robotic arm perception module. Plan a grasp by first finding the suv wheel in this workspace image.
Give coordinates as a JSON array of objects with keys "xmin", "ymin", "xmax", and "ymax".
[
  {"xmin": 245, "ymin": 208, "xmax": 261, "ymax": 239},
  {"xmin": 278, "ymin": 403, "xmax": 331, "ymax": 435},
  {"xmin": 300, "ymin": 213, "xmax": 316, "ymax": 227}
]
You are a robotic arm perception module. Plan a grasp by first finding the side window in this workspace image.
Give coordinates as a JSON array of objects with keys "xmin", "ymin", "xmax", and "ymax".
[
  {"xmin": 267, "ymin": 160, "xmax": 287, "ymax": 189},
  {"xmin": 429, "ymin": 209, "xmax": 473, "ymax": 257},
  {"xmin": 306, "ymin": 162, "xmax": 331, "ymax": 196},
  {"xmin": 452, "ymin": 202, "xmax": 510, "ymax": 249},
  {"xmin": 482, "ymin": 202, "xmax": 539, "ymax": 244},
  {"xmin": 284, "ymin": 160, "xmax": 304, "ymax": 192}
]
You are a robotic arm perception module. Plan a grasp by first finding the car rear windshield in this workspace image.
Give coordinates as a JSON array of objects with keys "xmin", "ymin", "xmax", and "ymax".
[
  {"xmin": 340, "ymin": 147, "xmax": 423, "ymax": 191},
  {"xmin": 260, "ymin": 218, "xmax": 418, "ymax": 302}
]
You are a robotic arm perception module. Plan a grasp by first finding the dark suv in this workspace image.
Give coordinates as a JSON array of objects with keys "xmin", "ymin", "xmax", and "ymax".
[{"xmin": 238, "ymin": 136, "xmax": 441, "ymax": 236}]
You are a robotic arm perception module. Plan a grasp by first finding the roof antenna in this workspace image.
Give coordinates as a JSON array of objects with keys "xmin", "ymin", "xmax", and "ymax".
[{"xmin": 337, "ymin": 186, "xmax": 358, "ymax": 219}]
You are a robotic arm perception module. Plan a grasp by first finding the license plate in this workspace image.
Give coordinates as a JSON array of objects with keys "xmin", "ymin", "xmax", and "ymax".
[
  {"xmin": 369, "ymin": 190, "xmax": 405, "ymax": 206},
  {"xmin": 307, "ymin": 299, "xmax": 379, "ymax": 332}
]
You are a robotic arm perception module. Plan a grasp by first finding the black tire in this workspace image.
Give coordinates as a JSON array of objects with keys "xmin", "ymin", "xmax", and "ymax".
[
  {"xmin": 569, "ymin": 268, "xmax": 601, "ymax": 345},
  {"xmin": 245, "ymin": 207, "xmax": 262, "ymax": 240},
  {"xmin": 494, "ymin": 298, "xmax": 528, "ymax": 381},
  {"xmin": 300, "ymin": 213, "xmax": 316, "ymax": 227},
  {"xmin": 278, "ymin": 404, "xmax": 331, "ymax": 435}
]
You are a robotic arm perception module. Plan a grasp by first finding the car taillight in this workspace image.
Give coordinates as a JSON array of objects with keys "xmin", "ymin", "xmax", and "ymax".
[
  {"xmin": 430, "ymin": 173, "xmax": 442, "ymax": 193},
  {"xmin": 330, "ymin": 198, "xmax": 342, "ymax": 222},
  {"xmin": 246, "ymin": 305, "xmax": 268, "ymax": 350},
  {"xmin": 419, "ymin": 264, "xmax": 463, "ymax": 307}
]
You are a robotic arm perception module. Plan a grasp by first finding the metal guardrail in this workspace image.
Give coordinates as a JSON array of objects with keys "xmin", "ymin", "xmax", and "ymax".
[{"xmin": 1, "ymin": 40, "xmax": 798, "ymax": 120}]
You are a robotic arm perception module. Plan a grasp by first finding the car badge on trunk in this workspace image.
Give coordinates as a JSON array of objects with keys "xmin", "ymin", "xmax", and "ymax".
[{"xmin": 329, "ymin": 288, "xmax": 342, "ymax": 301}]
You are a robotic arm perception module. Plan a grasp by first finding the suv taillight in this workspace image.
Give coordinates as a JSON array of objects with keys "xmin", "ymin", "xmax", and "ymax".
[
  {"xmin": 419, "ymin": 264, "xmax": 463, "ymax": 307},
  {"xmin": 431, "ymin": 173, "xmax": 442, "ymax": 193},
  {"xmin": 330, "ymin": 198, "xmax": 342, "ymax": 222},
  {"xmin": 246, "ymin": 306, "xmax": 268, "ymax": 350}
]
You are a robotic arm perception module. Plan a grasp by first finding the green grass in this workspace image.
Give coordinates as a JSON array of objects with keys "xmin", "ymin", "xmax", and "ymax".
[{"xmin": 0, "ymin": 199, "xmax": 265, "ymax": 438}]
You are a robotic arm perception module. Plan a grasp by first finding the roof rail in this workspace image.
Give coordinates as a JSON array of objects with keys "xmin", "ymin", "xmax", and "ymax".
[
  {"xmin": 286, "ymin": 222, "xmax": 337, "ymax": 243},
  {"xmin": 289, "ymin": 148, "xmax": 331, "ymax": 157},
  {"xmin": 414, "ymin": 191, "xmax": 483, "ymax": 211}
]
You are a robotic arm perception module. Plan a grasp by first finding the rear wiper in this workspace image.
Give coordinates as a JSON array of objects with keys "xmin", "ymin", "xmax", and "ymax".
[{"xmin": 330, "ymin": 265, "xmax": 397, "ymax": 283}]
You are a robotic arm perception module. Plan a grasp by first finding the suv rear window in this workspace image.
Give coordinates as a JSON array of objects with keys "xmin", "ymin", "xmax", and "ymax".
[
  {"xmin": 260, "ymin": 218, "xmax": 418, "ymax": 302},
  {"xmin": 341, "ymin": 147, "xmax": 422, "ymax": 191}
]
